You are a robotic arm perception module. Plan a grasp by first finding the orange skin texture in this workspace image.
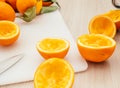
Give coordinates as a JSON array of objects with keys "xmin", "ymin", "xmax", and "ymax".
[
  {"xmin": 77, "ymin": 44, "xmax": 116, "ymax": 62},
  {"xmin": 16, "ymin": 0, "xmax": 37, "ymax": 14},
  {"xmin": 0, "ymin": 2, "xmax": 15, "ymax": 21}
]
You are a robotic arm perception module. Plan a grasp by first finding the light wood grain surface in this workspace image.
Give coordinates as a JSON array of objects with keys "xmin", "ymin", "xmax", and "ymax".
[{"xmin": 1, "ymin": 0, "xmax": 120, "ymax": 88}]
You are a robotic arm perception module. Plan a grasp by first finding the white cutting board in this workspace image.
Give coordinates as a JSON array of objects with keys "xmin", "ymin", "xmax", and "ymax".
[{"xmin": 0, "ymin": 10, "xmax": 88, "ymax": 85}]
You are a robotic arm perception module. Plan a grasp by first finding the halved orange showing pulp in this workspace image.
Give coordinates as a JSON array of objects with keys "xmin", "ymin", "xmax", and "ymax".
[
  {"xmin": 34, "ymin": 58, "xmax": 74, "ymax": 88},
  {"xmin": 0, "ymin": 21, "xmax": 20, "ymax": 46},
  {"xmin": 36, "ymin": 38, "xmax": 70, "ymax": 59}
]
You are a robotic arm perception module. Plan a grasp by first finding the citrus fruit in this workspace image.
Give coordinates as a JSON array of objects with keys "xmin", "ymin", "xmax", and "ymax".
[
  {"xmin": 36, "ymin": 0, "xmax": 42, "ymax": 15},
  {"xmin": 103, "ymin": 10, "xmax": 120, "ymax": 30},
  {"xmin": 88, "ymin": 15, "xmax": 116, "ymax": 38},
  {"xmin": 17, "ymin": 0, "xmax": 42, "ymax": 14},
  {"xmin": 0, "ymin": 1, "xmax": 15, "ymax": 21},
  {"xmin": 16, "ymin": 0, "xmax": 37, "ymax": 14},
  {"xmin": 6, "ymin": 0, "xmax": 17, "ymax": 11},
  {"xmin": 0, "ymin": 21, "xmax": 20, "ymax": 46},
  {"xmin": 34, "ymin": 58, "xmax": 74, "ymax": 88},
  {"xmin": 77, "ymin": 34, "xmax": 116, "ymax": 62},
  {"xmin": 36, "ymin": 38, "xmax": 70, "ymax": 59}
]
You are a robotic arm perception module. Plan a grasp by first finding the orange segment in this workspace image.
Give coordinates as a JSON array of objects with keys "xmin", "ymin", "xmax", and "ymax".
[
  {"xmin": 36, "ymin": 38, "xmax": 70, "ymax": 59},
  {"xmin": 34, "ymin": 58, "xmax": 74, "ymax": 88},
  {"xmin": 0, "ymin": 21, "xmax": 20, "ymax": 46},
  {"xmin": 89, "ymin": 15, "xmax": 116, "ymax": 38},
  {"xmin": 77, "ymin": 34, "xmax": 116, "ymax": 62}
]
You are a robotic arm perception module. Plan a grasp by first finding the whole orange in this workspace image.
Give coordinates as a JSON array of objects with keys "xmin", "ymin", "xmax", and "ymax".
[
  {"xmin": 16, "ymin": 0, "xmax": 37, "ymax": 14},
  {"xmin": 0, "ymin": 2, "xmax": 15, "ymax": 21}
]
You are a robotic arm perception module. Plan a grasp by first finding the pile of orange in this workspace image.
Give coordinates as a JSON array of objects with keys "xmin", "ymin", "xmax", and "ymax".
[
  {"xmin": 76, "ymin": 10, "xmax": 118, "ymax": 63},
  {"xmin": 0, "ymin": 0, "xmax": 74, "ymax": 87},
  {"xmin": 88, "ymin": 9, "xmax": 120, "ymax": 39},
  {"xmin": 1, "ymin": 0, "xmax": 118, "ymax": 87},
  {"xmin": 0, "ymin": 0, "xmax": 43, "ymax": 21},
  {"xmin": 35, "ymin": 37, "xmax": 74, "ymax": 88},
  {"xmin": 0, "ymin": 0, "xmax": 58, "ymax": 22}
]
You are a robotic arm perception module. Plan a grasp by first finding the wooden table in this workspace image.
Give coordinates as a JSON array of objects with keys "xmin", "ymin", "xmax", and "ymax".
[{"xmin": 1, "ymin": 0, "xmax": 120, "ymax": 88}]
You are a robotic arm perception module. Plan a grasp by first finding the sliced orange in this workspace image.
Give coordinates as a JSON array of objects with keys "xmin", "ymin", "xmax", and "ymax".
[
  {"xmin": 103, "ymin": 10, "xmax": 120, "ymax": 30},
  {"xmin": 34, "ymin": 58, "xmax": 74, "ymax": 88},
  {"xmin": 0, "ymin": 21, "xmax": 20, "ymax": 46},
  {"xmin": 36, "ymin": 38, "xmax": 70, "ymax": 59},
  {"xmin": 77, "ymin": 34, "xmax": 116, "ymax": 62},
  {"xmin": 89, "ymin": 15, "xmax": 116, "ymax": 38}
]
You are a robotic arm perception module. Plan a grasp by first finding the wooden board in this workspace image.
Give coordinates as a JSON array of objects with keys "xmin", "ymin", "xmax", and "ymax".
[{"xmin": 0, "ymin": 11, "xmax": 88, "ymax": 85}]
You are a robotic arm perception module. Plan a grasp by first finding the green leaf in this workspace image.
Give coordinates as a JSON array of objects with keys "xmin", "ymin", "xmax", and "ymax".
[
  {"xmin": 21, "ymin": 6, "xmax": 36, "ymax": 22},
  {"xmin": 41, "ymin": 6, "xmax": 58, "ymax": 14}
]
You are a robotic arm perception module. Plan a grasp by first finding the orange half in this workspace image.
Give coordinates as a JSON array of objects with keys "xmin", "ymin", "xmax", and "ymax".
[
  {"xmin": 77, "ymin": 34, "xmax": 116, "ymax": 62},
  {"xmin": 89, "ymin": 15, "xmax": 116, "ymax": 38},
  {"xmin": 36, "ymin": 38, "xmax": 70, "ymax": 59},
  {"xmin": 103, "ymin": 10, "xmax": 120, "ymax": 30},
  {"xmin": 34, "ymin": 58, "xmax": 74, "ymax": 88},
  {"xmin": 0, "ymin": 21, "xmax": 20, "ymax": 46}
]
